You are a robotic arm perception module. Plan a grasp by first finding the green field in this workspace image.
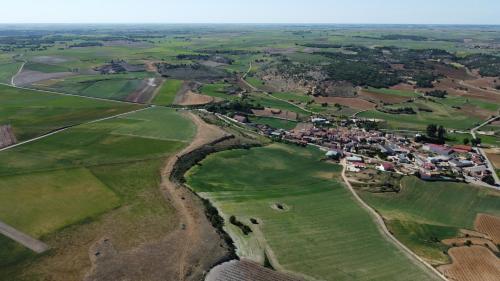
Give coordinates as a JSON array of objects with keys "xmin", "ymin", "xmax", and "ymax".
[
  {"xmin": 0, "ymin": 107, "xmax": 194, "ymax": 279},
  {"xmin": 0, "ymin": 62, "xmax": 22, "ymax": 84},
  {"xmin": 0, "ymin": 168, "xmax": 120, "ymax": 237},
  {"xmin": 153, "ymin": 79, "xmax": 183, "ymax": 105},
  {"xmin": 249, "ymin": 93, "xmax": 310, "ymax": 115},
  {"xmin": 200, "ymin": 82, "xmax": 239, "ymax": 101},
  {"xmin": 186, "ymin": 144, "xmax": 439, "ymax": 281},
  {"xmin": 358, "ymin": 177, "xmax": 500, "ymax": 264},
  {"xmin": 366, "ymin": 87, "xmax": 417, "ymax": 98},
  {"xmin": 24, "ymin": 62, "xmax": 70, "ymax": 73},
  {"xmin": 249, "ymin": 116, "xmax": 298, "ymax": 130},
  {"xmin": 0, "ymin": 84, "xmax": 142, "ymax": 141},
  {"xmin": 34, "ymin": 73, "xmax": 151, "ymax": 101}
]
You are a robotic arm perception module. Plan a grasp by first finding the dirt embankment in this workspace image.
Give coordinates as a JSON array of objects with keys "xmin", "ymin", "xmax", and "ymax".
[
  {"xmin": 174, "ymin": 81, "xmax": 216, "ymax": 106},
  {"xmin": 0, "ymin": 124, "xmax": 17, "ymax": 149}
]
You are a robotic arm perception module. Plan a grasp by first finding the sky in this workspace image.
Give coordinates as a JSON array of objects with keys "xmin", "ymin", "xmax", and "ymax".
[{"xmin": 0, "ymin": 0, "xmax": 498, "ymax": 25}]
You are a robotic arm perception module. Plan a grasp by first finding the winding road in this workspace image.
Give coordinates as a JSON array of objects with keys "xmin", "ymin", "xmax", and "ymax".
[{"xmin": 340, "ymin": 159, "xmax": 448, "ymax": 281}]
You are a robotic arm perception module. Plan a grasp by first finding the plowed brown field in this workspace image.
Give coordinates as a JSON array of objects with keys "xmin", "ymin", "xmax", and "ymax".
[
  {"xmin": 438, "ymin": 246, "xmax": 500, "ymax": 281},
  {"xmin": 475, "ymin": 214, "xmax": 500, "ymax": 244}
]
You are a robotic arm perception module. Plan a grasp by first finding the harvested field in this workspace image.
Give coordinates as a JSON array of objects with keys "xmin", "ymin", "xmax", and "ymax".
[
  {"xmin": 438, "ymin": 246, "xmax": 500, "ymax": 281},
  {"xmin": 13, "ymin": 70, "xmax": 74, "ymax": 86},
  {"xmin": 484, "ymin": 149, "xmax": 500, "ymax": 169},
  {"xmin": 475, "ymin": 214, "xmax": 500, "ymax": 244},
  {"xmin": 314, "ymin": 96, "xmax": 376, "ymax": 110},
  {"xmin": 0, "ymin": 124, "xmax": 16, "ymax": 149},
  {"xmin": 358, "ymin": 89, "xmax": 410, "ymax": 104},
  {"xmin": 126, "ymin": 77, "xmax": 161, "ymax": 103},
  {"xmin": 206, "ymin": 260, "xmax": 305, "ymax": 281},
  {"xmin": 251, "ymin": 108, "xmax": 298, "ymax": 121},
  {"xmin": 459, "ymin": 104, "xmax": 495, "ymax": 120},
  {"xmin": 174, "ymin": 82, "xmax": 216, "ymax": 106},
  {"xmin": 442, "ymin": 238, "xmax": 498, "ymax": 252},
  {"xmin": 465, "ymin": 77, "xmax": 499, "ymax": 91},
  {"xmin": 422, "ymin": 78, "xmax": 500, "ymax": 103}
]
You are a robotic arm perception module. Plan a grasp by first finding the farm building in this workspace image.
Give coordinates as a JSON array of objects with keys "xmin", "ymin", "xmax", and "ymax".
[
  {"xmin": 346, "ymin": 156, "xmax": 363, "ymax": 163},
  {"xmin": 423, "ymin": 144, "xmax": 454, "ymax": 156}
]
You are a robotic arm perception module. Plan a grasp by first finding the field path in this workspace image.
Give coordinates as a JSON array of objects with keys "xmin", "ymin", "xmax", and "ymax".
[
  {"xmin": 340, "ymin": 159, "xmax": 447, "ymax": 281},
  {"xmin": 160, "ymin": 112, "xmax": 230, "ymax": 280},
  {"xmin": 10, "ymin": 61, "xmax": 25, "ymax": 86},
  {"xmin": 0, "ymin": 220, "xmax": 48, "ymax": 253}
]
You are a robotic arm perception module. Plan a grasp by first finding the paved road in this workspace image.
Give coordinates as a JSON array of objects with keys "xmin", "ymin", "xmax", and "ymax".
[
  {"xmin": 340, "ymin": 160, "xmax": 448, "ymax": 281},
  {"xmin": 0, "ymin": 220, "xmax": 49, "ymax": 253}
]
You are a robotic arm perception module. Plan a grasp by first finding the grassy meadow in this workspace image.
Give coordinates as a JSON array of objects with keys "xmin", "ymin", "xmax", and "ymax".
[
  {"xmin": 186, "ymin": 144, "xmax": 439, "ymax": 281},
  {"xmin": 358, "ymin": 177, "xmax": 500, "ymax": 265}
]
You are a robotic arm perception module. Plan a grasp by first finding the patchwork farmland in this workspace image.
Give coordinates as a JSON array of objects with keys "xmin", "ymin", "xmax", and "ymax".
[{"xmin": 0, "ymin": 23, "xmax": 499, "ymax": 281}]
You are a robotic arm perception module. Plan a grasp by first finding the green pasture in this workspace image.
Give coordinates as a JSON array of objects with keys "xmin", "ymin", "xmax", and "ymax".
[
  {"xmin": 249, "ymin": 116, "xmax": 298, "ymax": 130},
  {"xmin": 186, "ymin": 144, "xmax": 439, "ymax": 281}
]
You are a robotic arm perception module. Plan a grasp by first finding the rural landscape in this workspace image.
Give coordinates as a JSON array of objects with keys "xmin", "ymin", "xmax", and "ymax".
[{"xmin": 0, "ymin": 11, "xmax": 500, "ymax": 281}]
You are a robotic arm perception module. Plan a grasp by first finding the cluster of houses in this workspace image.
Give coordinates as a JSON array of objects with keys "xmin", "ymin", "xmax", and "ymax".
[{"xmin": 271, "ymin": 119, "xmax": 494, "ymax": 185}]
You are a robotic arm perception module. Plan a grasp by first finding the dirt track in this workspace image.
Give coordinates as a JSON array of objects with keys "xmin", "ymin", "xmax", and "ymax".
[
  {"xmin": 84, "ymin": 112, "xmax": 232, "ymax": 281},
  {"xmin": 0, "ymin": 220, "xmax": 49, "ymax": 253}
]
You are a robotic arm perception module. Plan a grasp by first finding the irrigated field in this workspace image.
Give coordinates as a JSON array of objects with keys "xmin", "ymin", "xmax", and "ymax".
[
  {"xmin": 357, "ymin": 177, "xmax": 500, "ymax": 265},
  {"xmin": 0, "ymin": 107, "xmax": 195, "ymax": 281},
  {"xmin": 186, "ymin": 144, "xmax": 439, "ymax": 281},
  {"xmin": 0, "ymin": 84, "xmax": 142, "ymax": 141}
]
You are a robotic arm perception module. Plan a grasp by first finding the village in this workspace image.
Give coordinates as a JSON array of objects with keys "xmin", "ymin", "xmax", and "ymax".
[{"xmin": 233, "ymin": 114, "xmax": 500, "ymax": 189}]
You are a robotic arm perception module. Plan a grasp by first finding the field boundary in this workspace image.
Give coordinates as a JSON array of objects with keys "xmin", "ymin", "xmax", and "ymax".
[
  {"xmin": 0, "ymin": 107, "xmax": 150, "ymax": 153},
  {"xmin": 0, "ymin": 220, "xmax": 48, "ymax": 253},
  {"xmin": 340, "ymin": 159, "xmax": 448, "ymax": 281}
]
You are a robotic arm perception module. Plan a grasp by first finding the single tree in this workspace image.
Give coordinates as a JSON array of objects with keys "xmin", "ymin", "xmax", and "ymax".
[
  {"xmin": 463, "ymin": 138, "xmax": 470, "ymax": 145},
  {"xmin": 427, "ymin": 124, "xmax": 437, "ymax": 138},
  {"xmin": 437, "ymin": 126, "xmax": 446, "ymax": 141}
]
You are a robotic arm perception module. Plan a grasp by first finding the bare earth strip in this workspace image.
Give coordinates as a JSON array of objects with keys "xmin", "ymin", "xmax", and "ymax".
[
  {"xmin": 84, "ymin": 112, "xmax": 232, "ymax": 281},
  {"xmin": 0, "ymin": 220, "xmax": 49, "ymax": 253},
  {"xmin": 438, "ymin": 246, "xmax": 500, "ymax": 281}
]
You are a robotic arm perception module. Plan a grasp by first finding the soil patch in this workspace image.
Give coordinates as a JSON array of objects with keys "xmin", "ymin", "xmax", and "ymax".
[
  {"xmin": 14, "ymin": 70, "xmax": 74, "ymax": 86},
  {"xmin": 0, "ymin": 124, "xmax": 17, "ymax": 149},
  {"xmin": 251, "ymin": 108, "xmax": 298, "ymax": 121},
  {"xmin": 126, "ymin": 77, "xmax": 161, "ymax": 103},
  {"xmin": 438, "ymin": 246, "xmax": 500, "ymax": 281},
  {"xmin": 174, "ymin": 81, "xmax": 216, "ymax": 106},
  {"xmin": 358, "ymin": 89, "xmax": 409, "ymax": 104},
  {"xmin": 314, "ymin": 96, "xmax": 376, "ymax": 110},
  {"xmin": 484, "ymin": 149, "xmax": 500, "ymax": 169}
]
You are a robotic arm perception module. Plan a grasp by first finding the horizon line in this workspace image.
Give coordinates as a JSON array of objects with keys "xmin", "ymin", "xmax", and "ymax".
[{"xmin": 1, "ymin": 22, "xmax": 500, "ymax": 26}]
